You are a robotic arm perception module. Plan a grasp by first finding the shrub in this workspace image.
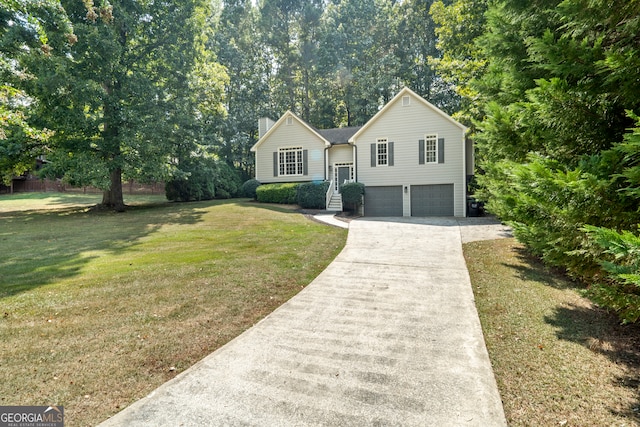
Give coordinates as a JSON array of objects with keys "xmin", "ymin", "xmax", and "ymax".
[
  {"xmin": 341, "ymin": 182, "xmax": 365, "ymax": 212},
  {"xmin": 213, "ymin": 162, "xmax": 242, "ymax": 199},
  {"xmin": 297, "ymin": 181, "xmax": 330, "ymax": 209},
  {"xmin": 241, "ymin": 179, "xmax": 261, "ymax": 199},
  {"xmin": 583, "ymin": 225, "xmax": 640, "ymax": 324},
  {"xmin": 165, "ymin": 157, "xmax": 216, "ymax": 202},
  {"xmin": 256, "ymin": 182, "xmax": 300, "ymax": 204}
]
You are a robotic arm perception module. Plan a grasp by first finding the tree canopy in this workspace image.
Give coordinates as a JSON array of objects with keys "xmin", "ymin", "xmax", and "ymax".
[{"xmin": 2, "ymin": 0, "xmax": 227, "ymax": 210}]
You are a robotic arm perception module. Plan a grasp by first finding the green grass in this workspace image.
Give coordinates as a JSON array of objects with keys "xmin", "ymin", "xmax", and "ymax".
[
  {"xmin": 0, "ymin": 194, "xmax": 347, "ymax": 426},
  {"xmin": 0, "ymin": 192, "xmax": 167, "ymax": 212},
  {"xmin": 464, "ymin": 238, "xmax": 640, "ymax": 427}
]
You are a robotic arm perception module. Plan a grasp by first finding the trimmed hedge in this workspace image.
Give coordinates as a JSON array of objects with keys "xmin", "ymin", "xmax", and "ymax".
[
  {"xmin": 297, "ymin": 181, "xmax": 330, "ymax": 209},
  {"xmin": 256, "ymin": 182, "xmax": 300, "ymax": 204}
]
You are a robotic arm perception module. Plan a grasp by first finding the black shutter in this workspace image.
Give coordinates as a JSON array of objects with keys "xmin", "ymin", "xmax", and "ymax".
[
  {"xmin": 388, "ymin": 142, "xmax": 394, "ymax": 166},
  {"xmin": 303, "ymin": 149, "xmax": 308, "ymax": 175},
  {"xmin": 438, "ymin": 138, "xmax": 445, "ymax": 164},
  {"xmin": 273, "ymin": 152, "xmax": 278, "ymax": 176},
  {"xmin": 371, "ymin": 143, "xmax": 376, "ymax": 167},
  {"xmin": 418, "ymin": 139, "xmax": 425, "ymax": 165}
]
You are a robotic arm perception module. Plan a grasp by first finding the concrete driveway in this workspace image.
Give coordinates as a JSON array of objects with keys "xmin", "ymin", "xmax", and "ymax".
[{"xmin": 100, "ymin": 217, "xmax": 507, "ymax": 426}]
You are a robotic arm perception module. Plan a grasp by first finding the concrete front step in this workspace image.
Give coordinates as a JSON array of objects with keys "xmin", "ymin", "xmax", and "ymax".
[{"xmin": 327, "ymin": 194, "xmax": 343, "ymax": 211}]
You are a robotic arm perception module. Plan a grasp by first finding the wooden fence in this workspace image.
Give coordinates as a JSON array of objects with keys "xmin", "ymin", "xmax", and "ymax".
[{"xmin": 0, "ymin": 178, "xmax": 165, "ymax": 195}]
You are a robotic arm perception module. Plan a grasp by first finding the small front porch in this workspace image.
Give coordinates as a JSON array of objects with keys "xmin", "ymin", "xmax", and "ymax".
[{"xmin": 325, "ymin": 162, "xmax": 355, "ymax": 212}]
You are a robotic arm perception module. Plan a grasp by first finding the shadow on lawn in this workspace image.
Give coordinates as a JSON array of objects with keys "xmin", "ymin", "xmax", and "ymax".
[
  {"xmin": 505, "ymin": 246, "xmax": 576, "ymax": 290},
  {"xmin": 0, "ymin": 199, "xmax": 230, "ymax": 298},
  {"xmin": 545, "ymin": 304, "xmax": 640, "ymax": 420},
  {"xmin": 505, "ymin": 246, "xmax": 640, "ymax": 420}
]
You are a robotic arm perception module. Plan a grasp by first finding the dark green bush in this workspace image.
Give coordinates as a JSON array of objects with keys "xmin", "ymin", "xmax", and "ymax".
[
  {"xmin": 583, "ymin": 225, "xmax": 640, "ymax": 324},
  {"xmin": 213, "ymin": 162, "xmax": 242, "ymax": 199},
  {"xmin": 256, "ymin": 182, "xmax": 300, "ymax": 204},
  {"xmin": 297, "ymin": 181, "xmax": 330, "ymax": 209},
  {"xmin": 479, "ymin": 147, "xmax": 640, "ymax": 323},
  {"xmin": 341, "ymin": 182, "xmax": 365, "ymax": 211},
  {"xmin": 241, "ymin": 179, "xmax": 261, "ymax": 199},
  {"xmin": 165, "ymin": 156, "xmax": 216, "ymax": 202}
]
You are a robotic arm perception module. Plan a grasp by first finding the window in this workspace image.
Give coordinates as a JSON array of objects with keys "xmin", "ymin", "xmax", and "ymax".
[
  {"xmin": 376, "ymin": 138, "xmax": 388, "ymax": 166},
  {"xmin": 278, "ymin": 147, "xmax": 304, "ymax": 176},
  {"xmin": 425, "ymin": 134, "xmax": 437, "ymax": 164}
]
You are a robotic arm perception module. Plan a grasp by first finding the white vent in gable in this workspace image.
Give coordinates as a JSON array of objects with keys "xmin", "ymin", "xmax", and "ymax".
[
  {"xmin": 402, "ymin": 96, "xmax": 410, "ymax": 106},
  {"xmin": 286, "ymin": 117, "xmax": 293, "ymax": 125}
]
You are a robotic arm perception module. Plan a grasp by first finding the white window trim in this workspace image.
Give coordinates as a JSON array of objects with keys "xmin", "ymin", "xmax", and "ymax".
[
  {"xmin": 425, "ymin": 134, "xmax": 438, "ymax": 164},
  {"xmin": 376, "ymin": 137, "xmax": 389, "ymax": 167},
  {"xmin": 278, "ymin": 146, "xmax": 304, "ymax": 176}
]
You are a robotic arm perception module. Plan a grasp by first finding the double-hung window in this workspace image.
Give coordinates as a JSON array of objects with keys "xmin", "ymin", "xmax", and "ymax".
[
  {"xmin": 376, "ymin": 138, "xmax": 389, "ymax": 166},
  {"xmin": 425, "ymin": 134, "xmax": 438, "ymax": 164},
  {"xmin": 279, "ymin": 147, "xmax": 304, "ymax": 176}
]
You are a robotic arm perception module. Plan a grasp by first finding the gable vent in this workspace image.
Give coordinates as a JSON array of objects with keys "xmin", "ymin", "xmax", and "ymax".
[
  {"xmin": 286, "ymin": 117, "xmax": 293, "ymax": 125},
  {"xmin": 402, "ymin": 96, "xmax": 410, "ymax": 106}
]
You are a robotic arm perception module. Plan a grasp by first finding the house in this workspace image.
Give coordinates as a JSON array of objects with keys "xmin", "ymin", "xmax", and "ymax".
[{"xmin": 250, "ymin": 87, "xmax": 472, "ymax": 217}]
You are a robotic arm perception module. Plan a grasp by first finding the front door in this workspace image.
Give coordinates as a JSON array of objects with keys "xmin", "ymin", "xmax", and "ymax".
[{"xmin": 337, "ymin": 166, "xmax": 351, "ymax": 192}]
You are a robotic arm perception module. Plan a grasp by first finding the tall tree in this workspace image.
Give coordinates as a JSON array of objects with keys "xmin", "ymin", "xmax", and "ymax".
[
  {"xmin": 30, "ymin": 0, "xmax": 225, "ymax": 211},
  {"xmin": 397, "ymin": 0, "xmax": 457, "ymax": 112},
  {"xmin": 429, "ymin": 0, "xmax": 488, "ymax": 123},
  {"xmin": 259, "ymin": 0, "xmax": 323, "ymax": 119},
  {"xmin": 317, "ymin": 0, "xmax": 393, "ymax": 127},
  {"xmin": 0, "ymin": 0, "xmax": 75, "ymax": 184},
  {"xmin": 212, "ymin": 0, "xmax": 270, "ymax": 180}
]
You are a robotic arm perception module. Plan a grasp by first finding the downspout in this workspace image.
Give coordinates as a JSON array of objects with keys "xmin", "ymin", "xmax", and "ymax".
[
  {"xmin": 324, "ymin": 145, "xmax": 330, "ymax": 181},
  {"xmin": 352, "ymin": 143, "xmax": 357, "ymax": 182},
  {"xmin": 462, "ymin": 130, "xmax": 467, "ymax": 217}
]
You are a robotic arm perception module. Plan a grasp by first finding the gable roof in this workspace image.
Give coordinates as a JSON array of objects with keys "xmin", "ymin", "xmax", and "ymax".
[
  {"xmin": 348, "ymin": 87, "xmax": 468, "ymax": 143},
  {"xmin": 250, "ymin": 111, "xmax": 330, "ymax": 152},
  {"xmin": 251, "ymin": 111, "xmax": 363, "ymax": 151}
]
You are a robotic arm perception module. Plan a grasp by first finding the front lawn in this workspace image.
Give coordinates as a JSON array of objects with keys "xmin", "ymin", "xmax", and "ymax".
[
  {"xmin": 464, "ymin": 238, "xmax": 640, "ymax": 426},
  {"xmin": 0, "ymin": 194, "xmax": 347, "ymax": 426}
]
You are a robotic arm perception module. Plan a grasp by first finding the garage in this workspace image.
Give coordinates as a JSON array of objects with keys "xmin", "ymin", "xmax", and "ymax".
[
  {"xmin": 364, "ymin": 186, "xmax": 403, "ymax": 217},
  {"xmin": 411, "ymin": 184, "xmax": 454, "ymax": 216}
]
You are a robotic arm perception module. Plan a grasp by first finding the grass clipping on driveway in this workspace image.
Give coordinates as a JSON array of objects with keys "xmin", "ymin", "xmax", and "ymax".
[
  {"xmin": 0, "ymin": 197, "xmax": 346, "ymax": 426},
  {"xmin": 464, "ymin": 238, "xmax": 640, "ymax": 427}
]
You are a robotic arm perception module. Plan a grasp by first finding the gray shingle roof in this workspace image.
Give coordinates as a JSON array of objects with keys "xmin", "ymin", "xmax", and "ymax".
[{"xmin": 316, "ymin": 126, "xmax": 362, "ymax": 145}]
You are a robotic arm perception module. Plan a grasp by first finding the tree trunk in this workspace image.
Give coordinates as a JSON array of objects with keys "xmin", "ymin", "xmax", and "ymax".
[{"xmin": 102, "ymin": 168, "xmax": 125, "ymax": 212}]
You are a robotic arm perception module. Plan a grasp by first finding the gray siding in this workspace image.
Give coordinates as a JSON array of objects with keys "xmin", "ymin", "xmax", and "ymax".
[
  {"xmin": 254, "ymin": 115, "xmax": 327, "ymax": 183},
  {"xmin": 353, "ymin": 92, "xmax": 467, "ymax": 217},
  {"xmin": 329, "ymin": 144, "xmax": 353, "ymax": 165}
]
